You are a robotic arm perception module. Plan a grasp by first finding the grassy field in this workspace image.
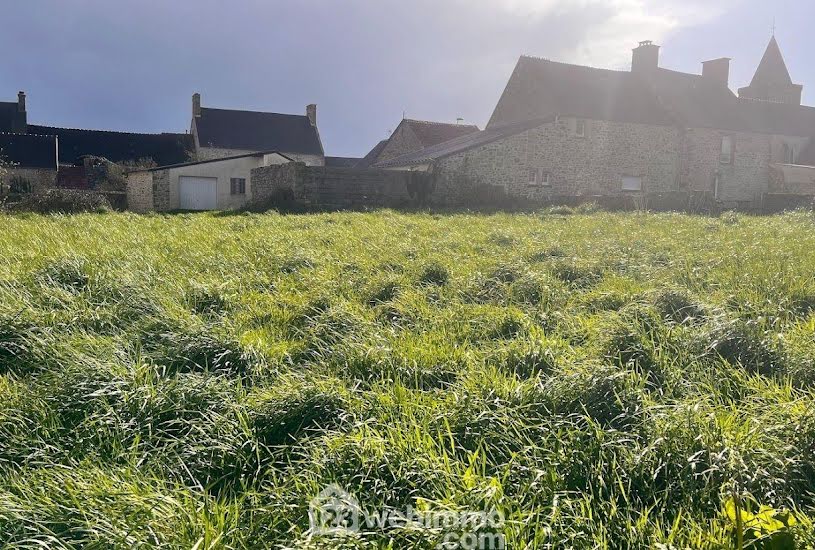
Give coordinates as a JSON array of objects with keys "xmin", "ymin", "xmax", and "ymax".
[{"xmin": 1, "ymin": 209, "xmax": 815, "ymax": 548}]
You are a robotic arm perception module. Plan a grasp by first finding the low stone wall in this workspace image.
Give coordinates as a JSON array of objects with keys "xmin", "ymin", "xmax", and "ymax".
[
  {"xmin": 3, "ymin": 167, "xmax": 57, "ymax": 194},
  {"xmin": 250, "ymin": 164, "xmax": 432, "ymax": 210}
]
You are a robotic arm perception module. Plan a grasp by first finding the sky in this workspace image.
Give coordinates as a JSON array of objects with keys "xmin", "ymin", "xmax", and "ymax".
[{"xmin": 1, "ymin": 0, "xmax": 813, "ymax": 157}]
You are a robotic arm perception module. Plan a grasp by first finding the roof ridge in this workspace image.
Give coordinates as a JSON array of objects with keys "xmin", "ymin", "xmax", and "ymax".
[
  {"xmin": 519, "ymin": 55, "xmax": 628, "ymax": 75},
  {"xmin": 201, "ymin": 106, "xmax": 308, "ymax": 118},
  {"xmin": 28, "ymin": 124, "xmax": 187, "ymax": 137},
  {"xmin": 404, "ymin": 118, "xmax": 478, "ymax": 128},
  {"xmin": 0, "ymin": 131, "xmax": 56, "ymax": 139}
]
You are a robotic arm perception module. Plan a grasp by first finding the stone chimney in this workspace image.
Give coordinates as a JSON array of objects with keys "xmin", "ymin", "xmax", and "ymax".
[
  {"xmin": 192, "ymin": 93, "xmax": 201, "ymax": 118},
  {"xmin": 17, "ymin": 91, "xmax": 26, "ymax": 113},
  {"xmin": 306, "ymin": 104, "xmax": 317, "ymax": 127},
  {"xmin": 702, "ymin": 58, "xmax": 731, "ymax": 87},
  {"xmin": 632, "ymin": 41, "xmax": 660, "ymax": 73}
]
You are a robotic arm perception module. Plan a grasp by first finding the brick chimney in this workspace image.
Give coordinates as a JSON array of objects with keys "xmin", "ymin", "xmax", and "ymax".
[
  {"xmin": 306, "ymin": 104, "xmax": 317, "ymax": 126},
  {"xmin": 632, "ymin": 41, "xmax": 660, "ymax": 73},
  {"xmin": 702, "ymin": 58, "xmax": 731, "ymax": 87},
  {"xmin": 192, "ymin": 93, "xmax": 201, "ymax": 118},
  {"xmin": 17, "ymin": 91, "xmax": 26, "ymax": 113}
]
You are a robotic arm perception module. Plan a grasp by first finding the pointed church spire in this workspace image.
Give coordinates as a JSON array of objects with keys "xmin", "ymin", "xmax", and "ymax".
[
  {"xmin": 739, "ymin": 36, "xmax": 803, "ymax": 105},
  {"xmin": 749, "ymin": 36, "xmax": 793, "ymax": 87}
]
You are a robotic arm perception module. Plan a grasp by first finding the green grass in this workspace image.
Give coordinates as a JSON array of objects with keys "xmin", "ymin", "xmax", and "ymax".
[{"xmin": 1, "ymin": 209, "xmax": 815, "ymax": 548}]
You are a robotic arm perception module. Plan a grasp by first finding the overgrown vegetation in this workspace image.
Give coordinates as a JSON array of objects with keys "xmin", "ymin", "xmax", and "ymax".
[{"xmin": 1, "ymin": 209, "xmax": 815, "ymax": 548}]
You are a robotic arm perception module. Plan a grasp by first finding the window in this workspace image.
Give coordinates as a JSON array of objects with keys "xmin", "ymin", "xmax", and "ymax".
[
  {"xmin": 621, "ymin": 176, "xmax": 643, "ymax": 192},
  {"xmin": 575, "ymin": 119, "xmax": 586, "ymax": 138},
  {"xmin": 528, "ymin": 168, "xmax": 552, "ymax": 187},
  {"xmin": 720, "ymin": 136, "xmax": 734, "ymax": 165},
  {"xmin": 783, "ymin": 143, "xmax": 797, "ymax": 164},
  {"xmin": 230, "ymin": 178, "xmax": 246, "ymax": 195}
]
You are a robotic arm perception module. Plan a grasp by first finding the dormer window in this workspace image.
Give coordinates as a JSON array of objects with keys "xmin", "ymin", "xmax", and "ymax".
[{"xmin": 575, "ymin": 119, "xmax": 587, "ymax": 138}]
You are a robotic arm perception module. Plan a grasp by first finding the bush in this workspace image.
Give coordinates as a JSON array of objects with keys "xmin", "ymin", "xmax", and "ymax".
[{"xmin": 6, "ymin": 189, "xmax": 111, "ymax": 214}]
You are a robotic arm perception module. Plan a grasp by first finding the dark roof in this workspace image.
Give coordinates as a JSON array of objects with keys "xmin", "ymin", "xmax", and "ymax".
[
  {"xmin": 749, "ymin": 37, "xmax": 794, "ymax": 89},
  {"xmin": 377, "ymin": 118, "xmax": 553, "ymax": 168},
  {"xmin": 27, "ymin": 125, "xmax": 193, "ymax": 166},
  {"xmin": 486, "ymin": 55, "xmax": 815, "ymax": 138},
  {"xmin": 0, "ymin": 102, "xmax": 26, "ymax": 134},
  {"xmin": 130, "ymin": 150, "xmax": 293, "ymax": 173},
  {"xmin": 194, "ymin": 107, "xmax": 324, "ymax": 156},
  {"xmin": 401, "ymin": 119, "xmax": 480, "ymax": 148},
  {"xmin": 0, "ymin": 133, "xmax": 57, "ymax": 169},
  {"xmin": 356, "ymin": 140, "xmax": 389, "ymax": 168},
  {"xmin": 487, "ymin": 56, "xmax": 677, "ymax": 129},
  {"xmin": 325, "ymin": 156, "xmax": 361, "ymax": 168}
]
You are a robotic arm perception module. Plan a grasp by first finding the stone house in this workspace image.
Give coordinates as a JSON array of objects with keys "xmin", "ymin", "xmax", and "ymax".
[
  {"xmin": 379, "ymin": 38, "xmax": 815, "ymax": 208},
  {"xmin": 190, "ymin": 93, "xmax": 325, "ymax": 166},
  {"xmin": 368, "ymin": 118, "xmax": 480, "ymax": 165},
  {"xmin": 125, "ymin": 150, "xmax": 291, "ymax": 212}
]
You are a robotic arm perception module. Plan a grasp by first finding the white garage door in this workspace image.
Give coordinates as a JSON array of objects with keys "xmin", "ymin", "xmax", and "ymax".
[{"xmin": 179, "ymin": 176, "xmax": 217, "ymax": 210}]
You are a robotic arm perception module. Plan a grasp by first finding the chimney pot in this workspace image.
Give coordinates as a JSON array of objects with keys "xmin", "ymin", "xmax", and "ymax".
[
  {"xmin": 632, "ymin": 41, "xmax": 660, "ymax": 73},
  {"xmin": 17, "ymin": 91, "xmax": 26, "ymax": 113},
  {"xmin": 192, "ymin": 93, "xmax": 201, "ymax": 118},
  {"xmin": 702, "ymin": 58, "xmax": 731, "ymax": 88},
  {"xmin": 307, "ymin": 104, "xmax": 317, "ymax": 126}
]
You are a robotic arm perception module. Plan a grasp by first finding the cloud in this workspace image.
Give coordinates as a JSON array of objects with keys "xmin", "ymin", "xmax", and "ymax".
[{"xmin": 464, "ymin": 0, "xmax": 739, "ymax": 68}]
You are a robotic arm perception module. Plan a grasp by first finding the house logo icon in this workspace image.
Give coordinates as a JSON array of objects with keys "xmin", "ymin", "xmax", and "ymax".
[{"xmin": 308, "ymin": 484, "xmax": 362, "ymax": 536}]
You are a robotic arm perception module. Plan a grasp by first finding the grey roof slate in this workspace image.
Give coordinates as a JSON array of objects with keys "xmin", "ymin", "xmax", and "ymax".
[
  {"xmin": 195, "ymin": 107, "xmax": 323, "ymax": 156},
  {"xmin": 0, "ymin": 133, "xmax": 58, "ymax": 169},
  {"xmin": 27, "ymin": 125, "xmax": 193, "ymax": 165}
]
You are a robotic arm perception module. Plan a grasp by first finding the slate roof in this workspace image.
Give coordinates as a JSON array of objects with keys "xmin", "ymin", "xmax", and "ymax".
[
  {"xmin": 487, "ymin": 56, "xmax": 677, "ymax": 129},
  {"xmin": 749, "ymin": 37, "xmax": 794, "ymax": 89},
  {"xmin": 356, "ymin": 140, "xmax": 389, "ymax": 168},
  {"xmin": 325, "ymin": 156, "xmax": 362, "ymax": 168},
  {"xmin": 0, "ymin": 133, "xmax": 57, "ymax": 169},
  {"xmin": 486, "ymin": 55, "xmax": 815, "ymax": 137},
  {"xmin": 27, "ymin": 125, "xmax": 193, "ymax": 166},
  {"xmin": 194, "ymin": 108, "xmax": 324, "ymax": 156},
  {"xmin": 0, "ymin": 102, "xmax": 26, "ymax": 134},
  {"xmin": 377, "ymin": 118, "xmax": 553, "ymax": 168},
  {"xmin": 401, "ymin": 119, "xmax": 480, "ymax": 148}
]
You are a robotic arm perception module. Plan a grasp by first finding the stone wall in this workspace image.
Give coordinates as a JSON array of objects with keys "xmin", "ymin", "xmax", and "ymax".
[
  {"xmin": 432, "ymin": 118, "xmax": 681, "ymax": 206},
  {"xmin": 152, "ymin": 169, "xmax": 171, "ymax": 212},
  {"xmin": 126, "ymin": 171, "xmax": 154, "ymax": 213},
  {"xmin": 250, "ymin": 164, "xmax": 429, "ymax": 210},
  {"xmin": 768, "ymin": 163, "xmax": 815, "ymax": 195},
  {"xmin": 682, "ymin": 128, "xmax": 771, "ymax": 206},
  {"xmin": 3, "ymin": 167, "xmax": 57, "ymax": 194}
]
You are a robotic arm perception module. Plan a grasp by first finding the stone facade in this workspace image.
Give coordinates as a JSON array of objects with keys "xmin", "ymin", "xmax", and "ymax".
[
  {"xmin": 250, "ymin": 163, "xmax": 428, "ymax": 210},
  {"xmin": 376, "ymin": 124, "xmax": 424, "ymax": 164},
  {"xmin": 769, "ymin": 163, "xmax": 815, "ymax": 195},
  {"xmin": 431, "ymin": 118, "xmax": 681, "ymax": 205}
]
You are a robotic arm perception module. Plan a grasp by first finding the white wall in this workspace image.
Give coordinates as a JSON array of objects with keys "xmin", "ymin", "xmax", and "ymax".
[{"xmin": 165, "ymin": 153, "xmax": 289, "ymax": 210}]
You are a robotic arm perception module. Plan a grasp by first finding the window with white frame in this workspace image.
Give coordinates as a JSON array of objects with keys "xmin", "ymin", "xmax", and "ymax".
[
  {"xmin": 720, "ymin": 135, "xmax": 734, "ymax": 165},
  {"xmin": 621, "ymin": 176, "xmax": 642, "ymax": 192},
  {"xmin": 575, "ymin": 119, "xmax": 586, "ymax": 138},
  {"xmin": 230, "ymin": 178, "xmax": 246, "ymax": 195},
  {"xmin": 528, "ymin": 168, "xmax": 551, "ymax": 187}
]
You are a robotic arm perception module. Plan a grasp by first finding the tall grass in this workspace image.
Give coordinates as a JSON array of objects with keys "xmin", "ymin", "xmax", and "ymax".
[{"xmin": 1, "ymin": 209, "xmax": 815, "ymax": 548}]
